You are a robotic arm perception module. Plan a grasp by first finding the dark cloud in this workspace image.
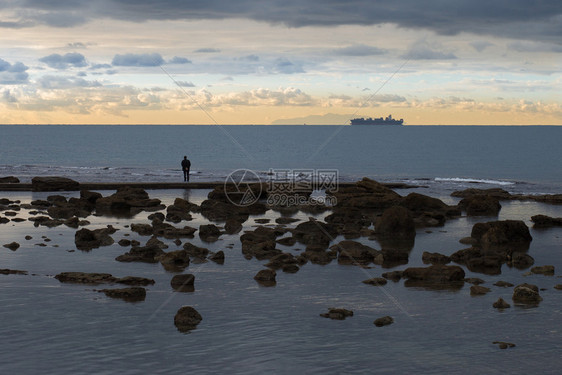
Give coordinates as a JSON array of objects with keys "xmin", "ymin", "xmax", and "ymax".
[
  {"xmin": 0, "ymin": 58, "xmax": 30, "ymax": 84},
  {"xmin": 194, "ymin": 48, "xmax": 221, "ymax": 53},
  {"xmin": 332, "ymin": 44, "xmax": 386, "ymax": 56},
  {"xmin": 112, "ymin": 53, "xmax": 164, "ymax": 67},
  {"xmin": 402, "ymin": 41, "xmax": 456, "ymax": 60},
  {"xmin": 3, "ymin": 1, "xmax": 562, "ymax": 42},
  {"xmin": 167, "ymin": 56, "xmax": 192, "ymax": 64},
  {"xmin": 39, "ymin": 52, "xmax": 88, "ymax": 69}
]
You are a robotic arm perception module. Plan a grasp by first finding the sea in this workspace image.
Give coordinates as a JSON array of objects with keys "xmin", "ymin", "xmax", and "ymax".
[{"xmin": 0, "ymin": 125, "xmax": 561, "ymax": 374}]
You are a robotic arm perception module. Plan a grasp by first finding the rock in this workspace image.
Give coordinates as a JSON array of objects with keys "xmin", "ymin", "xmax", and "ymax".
[
  {"xmin": 493, "ymin": 298, "xmax": 511, "ymax": 309},
  {"xmin": 0, "ymin": 268, "xmax": 28, "ymax": 275},
  {"xmin": 276, "ymin": 236, "xmax": 297, "ymax": 246},
  {"xmin": 330, "ymin": 240, "xmax": 379, "ymax": 265},
  {"xmin": 512, "ymin": 283, "xmax": 542, "ymax": 305},
  {"xmin": 31, "ymin": 176, "xmax": 79, "ymax": 191},
  {"xmin": 183, "ymin": 242, "xmax": 210, "ymax": 259},
  {"xmin": 458, "ymin": 195, "xmax": 501, "ymax": 216},
  {"xmin": 464, "ymin": 277, "xmax": 485, "ymax": 285},
  {"xmin": 3, "ymin": 242, "xmax": 20, "ymax": 251},
  {"xmin": 292, "ymin": 219, "xmax": 338, "ymax": 249},
  {"xmin": 471, "ymin": 220, "xmax": 532, "ymax": 251},
  {"xmin": 165, "ymin": 199, "xmax": 196, "ymax": 222},
  {"xmin": 493, "ymin": 341, "xmax": 516, "ymax": 349},
  {"xmin": 459, "ymin": 237, "xmax": 478, "ymax": 245},
  {"xmin": 330, "ymin": 178, "xmax": 402, "ymax": 210},
  {"xmin": 320, "ymin": 308, "xmax": 353, "ymax": 320},
  {"xmin": 275, "ymin": 217, "xmax": 300, "ymax": 225},
  {"xmin": 509, "ymin": 252, "xmax": 535, "ymax": 269},
  {"xmin": 374, "ymin": 316, "xmax": 394, "ymax": 327},
  {"xmin": 199, "ymin": 224, "xmax": 222, "ymax": 242},
  {"xmin": 170, "ymin": 274, "xmax": 195, "ymax": 292},
  {"xmin": 531, "ymin": 214, "xmax": 562, "ymax": 228},
  {"xmin": 494, "ymin": 281, "xmax": 514, "ymax": 287},
  {"xmin": 174, "ymin": 306, "xmax": 202, "ymax": 332},
  {"xmin": 131, "ymin": 223, "xmax": 154, "ymax": 236},
  {"xmin": 209, "ymin": 250, "xmax": 225, "ymax": 264},
  {"xmin": 0, "ymin": 176, "xmax": 19, "ymax": 183},
  {"xmin": 362, "ymin": 277, "xmax": 388, "ymax": 286},
  {"xmin": 55, "ymin": 272, "xmax": 118, "ymax": 284},
  {"xmin": 158, "ymin": 250, "xmax": 190, "ymax": 272},
  {"xmin": 116, "ymin": 276, "xmax": 155, "ymax": 286},
  {"xmin": 382, "ymin": 270, "xmax": 403, "ymax": 281},
  {"xmin": 116, "ymin": 244, "xmax": 165, "ymax": 263},
  {"xmin": 554, "ymin": 284, "xmax": 562, "ymax": 290},
  {"xmin": 530, "ymin": 265, "xmax": 555, "ymax": 275},
  {"xmin": 100, "ymin": 287, "xmax": 146, "ymax": 302},
  {"xmin": 402, "ymin": 265, "xmax": 465, "ymax": 288},
  {"xmin": 374, "ymin": 206, "xmax": 416, "ymax": 240},
  {"xmin": 95, "ymin": 187, "xmax": 164, "ymax": 216},
  {"xmin": 118, "ymin": 239, "xmax": 131, "ymax": 246},
  {"xmin": 254, "ymin": 269, "xmax": 276, "ymax": 286},
  {"xmin": 422, "ymin": 251, "xmax": 451, "ymax": 265},
  {"xmin": 470, "ymin": 285, "xmax": 491, "ymax": 296},
  {"xmin": 452, "ymin": 188, "xmax": 512, "ymax": 200},
  {"xmin": 75, "ymin": 226, "xmax": 116, "ymax": 251},
  {"xmin": 224, "ymin": 218, "xmax": 243, "ymax": 234}
]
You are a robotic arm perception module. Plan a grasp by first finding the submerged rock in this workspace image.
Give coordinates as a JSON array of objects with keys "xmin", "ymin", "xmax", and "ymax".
[
  {"xmin": 254, "ymin": 269, "xmax": 276, "ymax": 286},
  {"xmin": 320, "ymin": 308, "xmax": 353, "ymax": 320},
  {"xmin": 530, "ymin": 265, "xmax": 555, "ymax": 275},
  {"xmin": 531, "ymin": 214, "xmax": 562, "ymax": 228},
  {"xmin": 470, "ymin": 285, "xmax": 491, "ymax": 296},
  {"xmin": 374, "ymin": 316, "xmax": 394, "ymax": 327},
  {"xmin": 493, "ymin": 298, "xmax": 511, "ymax": 309},
  {"xmin": 100, "ymin": 287, "xmax": 146, "ymax": 302}
]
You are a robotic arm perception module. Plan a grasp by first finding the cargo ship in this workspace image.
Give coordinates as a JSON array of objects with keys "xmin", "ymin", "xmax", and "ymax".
[{"xmin": 350, "ymin": 114, "xmax": 404, "ymax": 125}]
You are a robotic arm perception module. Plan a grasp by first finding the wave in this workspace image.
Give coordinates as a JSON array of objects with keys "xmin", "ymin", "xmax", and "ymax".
[{"xmin": 434, "ymin": 177, "xmax": 515, "ymax": 186}]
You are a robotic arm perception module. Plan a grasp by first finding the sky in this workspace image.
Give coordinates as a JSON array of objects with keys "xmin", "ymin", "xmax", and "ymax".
[{"xmin": 0, "ymin": 0, "xmax": 561, "ymax": 125}]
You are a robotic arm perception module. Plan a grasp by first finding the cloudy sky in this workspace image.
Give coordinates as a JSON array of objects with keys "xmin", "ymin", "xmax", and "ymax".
[{"xmin": 1, "ymin": 0, "xmax": 561, "ymax": 125}]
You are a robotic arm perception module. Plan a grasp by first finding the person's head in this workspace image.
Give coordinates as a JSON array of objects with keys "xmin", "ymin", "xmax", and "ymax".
[{"xmin": 184, "ymin": 156, "xmax": 187, "ymax": 159}]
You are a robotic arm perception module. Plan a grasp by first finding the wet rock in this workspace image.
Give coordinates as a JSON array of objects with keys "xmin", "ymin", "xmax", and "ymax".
[
  {"xmin": 450, "ymin": 247, "xmax": 504, "ymax": 275},
  {"xmin": 509, "ymin": 252, "xmax": 535, "ymax": 269},
  {"xmin": 165, "ymin": 198, "xmax": 196, "ymax": 222},
  {"xmin": 422, "ymin": 251, "xmax": 451, "ymax": 265},
  {"xmin": 464, "ymin": 277, "xmax": 485, "ymax": 285},
  {"xmin": 276, "ymin": 236, "xmax": 297, "ymax": 246},
  {"xmin": 3, "ymin": 242, "xmax": 20, "ymax": 251},
  {"xmin": 402, "ymin": 264, "xmax": 465, "ymax": 288},
  {"xmin": 329, "ymin": 177, "xmax": 402, "ymax": 210},
  {"xmin": 0, "ymin": 176, "xmax": 19, "ymax": 183},
  {"xmin": 292, "ymin": 219, "xmax": 338, "ymax": 249},
  {"xmin": 116, "ymin": 276, "xmax": 155, "ymax": 286},
  {"xmin": 55, "ymin": 272, "xmax": 118, "ymax": 284},
  {"xmin": 377, "ymin": 248, "xmax": 410, "ymax": 268},
  {"xmin": 224, "ymin": 218, "xmax": 243, "ymax": 234},
  {"xmin": 199, "ymin": 224, "xmax": 222, "ymax": 242},
  {"xmin": 531, "ymin": 214, "xmax": 562, "ymax": 228},
  {"xmin": 459, "ymin": 237, "xmax": 478, "ymax": 245},
  {"xmin": 362, "ymin": 277, "xmax": 388, "ymax": 286},
  {"xmin": 331, "ymin": 240, "xmax": 379, "ymax": 265},
  {"xmin": 199, "ymin": 199, "xmax": 254, "ymax": 222},
  {"xmin": 530, "ymin": 265, "xmax": 555, "ymax": 275},
  {"xmin": 471, "ymin": 220, "xmax": 532, "ymax": 251},
  {"xmin": 174, "ymin": 306, "xmax": 202, "ymax": 332},
  {"xmin": 131, "ymin": 223, "xmax": 154, "ymax": 236},
  {"xmin": 158, "ymin": 250, "xmax": 190, "ymax": 272},
  {"xmin": 75, "ymin": 226, "xmax": 116, "ymax": 251},
  {"xmin": 183, "ymin": 242, "xmax": 210, "ymax": 259},
  {"xmin": 254, "ymin": 269, "xmax": 276, "ymax": 286},
  {"xmin": 0, "ymin": 268, "xmax": 27, "ymax": 275},
  {"xmin": 554, "ymin": 284, "xmax": 562, "ymax": 290},
  {"xmin": 209, "ymin": 250, "xmax": 225, "ymax": 264},
  {"xmin": 100, "ymin": 287, "xmax": 146, "ymax": 302},
  {"xmin": 452, "ymin": 188, "xmax": 512, "ymax": 200},
  {"xmin": 512, "ymin": 283, "xmax": 542, "ymax": 305},
  {"xmin": 320, "ymin": 308, "xmax": 353, "ymax": 320},
  {"xmin": 470, "ymin": 285, "xmax": 491, "ymax": 295},
  {"xmin": 458, "ymin": 195, "xmax": 501, "ymax": 216},
  {"xmin": 0, "ymin": 217, "xmax": 9, "ymax": 224},
  {"xmin": 493, "ymin": 341, "xmax": 516, "ymax": 349},
  {"xmin": 494, "ymin": 281, "xmax": 514, "ymax": 287},
  {"xmin": 493, "ymin": 298, "xmax": 511, "ymax": 309},
  {"xmin": 382, "ymin": 270, "xmax": 403, "ymax": 281},
  {"xmin": 95, "ymin": 187, "xmax": 164, "ymax": 216},
  {"xmin": 116, "ymin": 244, "xmax": 165, "ymax": 263},
  {"xmin": 152, "ymin": 222, "xmax": 197, "ymax": 239},
  {"xmin": 118, "ymin": 239, "xmax": 131, "ymax": 247},
  {"xmin": 28, "ymin": 216, "xmax": 63, "ymax": 228},
  {"xmin": 374, "ymin": 206, "xmax": 416, "ymax": 240},
  {"xmin": 374, "ymin": 316, "xmax": 394, "ymax": 327},
  {"xmin": 275, "ymin": 217, "xmax": 300, "ymax": 225},
  {"xmin": 170, "ymin": 274, "xmax": 195, "ymax": 292},
  {"xmin": 31, "ymin": 176, "xmax": 79, "ymax": 191}
]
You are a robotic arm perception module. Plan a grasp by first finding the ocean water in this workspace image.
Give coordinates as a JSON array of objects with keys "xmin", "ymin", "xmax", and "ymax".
[
  {"xmin": 0, "ymin": 125, "xmax": 561, "ymax": 195},
  {"xmin": 1, "ymin": 125, "xmax": 561, "ymax": 374}
]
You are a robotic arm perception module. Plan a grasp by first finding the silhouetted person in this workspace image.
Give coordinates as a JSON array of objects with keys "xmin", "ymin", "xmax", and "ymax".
[{"xmin": 181, "ymin": 156, "xmax": 191, "ymax": 182}]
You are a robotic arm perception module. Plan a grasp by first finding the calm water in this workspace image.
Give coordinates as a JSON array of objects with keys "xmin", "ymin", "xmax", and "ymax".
[
  {"xmin": 1, "ymin": 125, "xmax": 561, "ymax": 374},
  {"xmin": 0, "ymin": 125, "xmax": 561, "ymax": 194}
]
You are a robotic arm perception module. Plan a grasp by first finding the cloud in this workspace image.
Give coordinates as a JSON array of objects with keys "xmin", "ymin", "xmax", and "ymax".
[
  {"xmin": 2, "ymin": 89, "xmax": 18, "ymax": 103},
  {"xmin": 167, "ymin": 56, "xmax": 192, "ymax": 64},
  {"xmin": 112, "ymin": 53, "xmax": 164, "ymax": 67},
  {"xmin": 470, "ymin": 41, "xmax": 494, "ymax": 52},
  {"xmin": 194, "ymin": 48, "xmax": 221, "ymax": 53},
  {"xmin": 38, "ymin": 75, "xmax": 102, "ymax": 89},
  {"xmin": 5, "ymin": 1, "xmax": 561, "ymax": 42},
  {"xmin": 273, "ymin": 58, "xmax": 304, "ymax": 74},
  {"xmin": 332, "ymin": 44, "xmax": 386, "ymax": 56},
  {"xmin": 0, "ymin": 58, "xmax": 29, "ymax": 84},
  {"xmin": 402, "ymin": 41, "xmax": 456, "ymax": 60},
  {"xmin": 508, "ymin": 41, "xmax": 562, "ymax": 53},
  {"xmin": 39, "ymin": 52, "xmax": 88, "ymax": 69},
  {"xmin": 176, "ymin": 81, "xmax": 195, "ymax": 87}
]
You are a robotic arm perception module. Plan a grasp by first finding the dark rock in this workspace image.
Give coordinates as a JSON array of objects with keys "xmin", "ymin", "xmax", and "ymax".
[
  {"xmin": 362, "ymin": 277, "xmax": 388, "ymax": 286},
  {"xmin": 493, "ymin": 298, "xmax": 511, "ymax": 309},
  {"xmin": 374, "ymin": 316, "xmax": 394, "ymax": 327},
  {"xmin": 530, "ymin": 265, "xmax": 555, "ymax": 275},
  {"xmin": 403, "ymin": 264, "xmax": 465, "ymax": 288},
  {"xmin": 158, "ymin": 250, "xmax": 190, "ymax": 272},
  {"xmin": 512, "ymin": 283, "xmax": 542, "ymax": 305},
  {"xmin": 531, "ymin": 214, "xmax": 562, "ymax": 228},
  {"xmin": 458, "ymin": 195, "xmax": 501, "ymax": 216},
  {"xmin": 494, "ymin": 281, "xmax": 514, "ymax": 287},
  {"xmin": 100, "ymin": 287, "xmax": 146, "ymax": 302},
  {"xmin": 276, "ymin": 236, "xmax": 297, "ymax": 246},
  {"xmin": 95, "ymin": 187, "xmax": 164, "ymax": 216},
  {"xmin": 254, "ymin": 269, "xmax": 276, "ymax": 286},
  {"xmin": 118, "ymin": 239, "xmax": 131, "ymax": 247},
  {"xmin": 199, "ymin": 224, "xmax": 221, "ymax": 242},
  {"xmin": 224, "ymin": 218, "xmax": 243, "ymax": 234},
  {"xmin": 320, "ymin": 308, "xmax": 353, "ymax": 320},
  {"xmin": 471, "ymin": 220, "xmax": 532, "ymax": 251},
  {"xmin": 330, "ymin": 240, "xmax": 379, "ymax": 265},
  {"xmin": 330, "ymin": 178, "xmax": 402, "ymax": 210},
  {"xmin": 55, "ymin": 272, "xmax": 117, "ymax": 284},
  {"xmin": 0, "ymin": 268, "xmax": 27, "ymax": 275},
  {"xmin": 464, "ymin": 277, "xmax": 485, "ymax": 285},
  {"xmin": 509, "ymin": 252, "xmax": 535, "ymax": 269},
  {"xmin": 382, "ymin": 270, "xmax": 403, "ymax": 281},
  {"xmin": 275, "ymin": 217, "xmax": 300, "ymax": 225},
  {"xmin": 131, "ymin": 223, "xmax": 154, "ymax": 236},
  {"xmin": 209, "ymin": 250, "xmax": 225, "ymax": 264},
  {"xmin": 0, "ymin": 176, "xmax": 19, "ymax": 183},
  {"xmin": 116, "ymin": 276, "xmax": 155, "ymax": 286},
  {"xmin": 470, "ymin": 285, "xmax": 491, "ymax": 295},
  {"xmin": 183, "ymin": 242, "xmax": 210, "ymax": 259},
  {"xmin": 170, "ymin": 274, "xmax": 195, "ymax": 292},
  {"xmin": 174, "ymin": 306, "xmax": 202, "ymax": 332},
  {"xmin": 554, "ymin": 284, "xmax": 562, "ymax": 290},
  {"xmin": 74, "ymin": 226, "xmax": 116, "ymax": 251},
  {"xmin": 292, "ymin": 219, "xmax": 338, "ymax": 249},
  {"xmin": 493, "ymin": 341, "xmax": 516, "ymax": 349},
  {"xmin": 3, "ymin": 242, "xmax": 20, "ymax": 251},
  {"xmin": 116, "ymin": 244, "xmax": 165, "ymax": 263},
  {"xmin": 459, "ymin": 237, "xmax": 478, "ymax": 245},
  {"xmin": 374, "ymin": 206, "xmax": 416, "ymax": 240},
  {"xmin": 451, "ymin": 188, "xmax": 512, "ymax": 199},
  {"xmin": 422, "ymin": 251, "xmax": 451, "ymax": 265},
  {"xmin": 31, "ymin": 177, "xmax": 79, "ymax": 191}
]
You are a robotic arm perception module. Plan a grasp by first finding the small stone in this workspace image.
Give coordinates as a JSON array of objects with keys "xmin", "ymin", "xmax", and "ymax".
[
  {"xmin": 530, "ymin": 265, "xmax": 555, "ymax": 275},
  {"xmin": 362, "ymin": 277, "xmax": 388, "ymax": 286},
  {"xmin": 470, "ymin": 285, "xmax": 491, "ymax": 296},
  {"xmin": 493, "ymin": 298, "xmax": 511, "ymax": 309},
  {"xmin": 494, "ymin": 281, "xmax": 514, "ymax": 287},
  {"xmin": 464, "ymin": 277, "xmax": 485, "ymax": 285},
  {"xmin": 3, "ymin": 242, "xmax": 20, "ymax": 251},
  {"xmin": 254, "ymin": 269, "xmax": 276, "ymax": 286},
  {"xmin": 320, "ymin": 308, "xmax": 353, "ymax": 320},
  {"xmin": 374, "ymin": 316, "xmax": 394, "ymax": 327},
  {"xmin": 170, "ymin": 274, "xmax": 195, "ymax": 292},
  {"xmin": 554, "ymin": 284, "xmax": 562, "ymax": 290},
  {"xmin": 100, "ymin": 287, "xmax": 146, "ymax": 302},
  {"xmin": 493, "ymin": 341, "xmax": 516, "ymax": 349},
  {"xmin": 174, "ymin": 306, "xmax": 202, "ymax": 332}
]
